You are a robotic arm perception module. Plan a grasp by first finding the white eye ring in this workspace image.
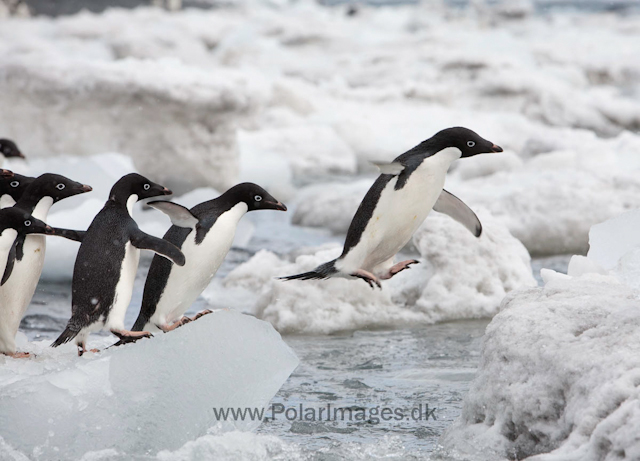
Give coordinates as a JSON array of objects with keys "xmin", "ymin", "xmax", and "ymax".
[
  {"xmin": 56, "ymin": 183, "xmax": 65, "ymax": 190},
  {"xmin": 467, "ymin": 141, "xmax": 476, "ymax": 147},
  {"xmin": 10, "ymin": 181, "xmax": 19, "ymax": 188},
  {"xmin": 143, "ymin": 184, "xmax": 151, "ymax": 191},
  {"xmin": 24, "ymin": 220, "xmax": 31, "ymax": 226},
  {"xmin": 254, "ymin": 195, "xmax": 262, "ymax": 202}
]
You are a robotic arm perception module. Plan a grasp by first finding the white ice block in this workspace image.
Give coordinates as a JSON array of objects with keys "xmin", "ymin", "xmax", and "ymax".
[{"xmin": 0, "ymin": 311, "xmax": 298, "ymax": 459}]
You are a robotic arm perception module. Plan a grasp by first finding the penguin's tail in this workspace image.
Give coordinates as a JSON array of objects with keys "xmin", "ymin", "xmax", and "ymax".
[
  {"xmin": 278, "ymin": 259, "xmax": 338, "ymax": 282},
  {"xmin": 51, "ymin": 327, "xmax": 78, "ymax": 348}
]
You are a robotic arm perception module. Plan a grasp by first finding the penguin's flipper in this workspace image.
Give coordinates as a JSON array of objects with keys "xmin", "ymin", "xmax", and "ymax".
[
  {"xmin": 51, "ymin": 228, "xmax": 87, "ymax": 243},
  {"xmin": 147, "ymin": 201, "xmax": 199, "ymax": 229},
  {"xmin": 130, "ymin": 229, "xmax": 186, "ymax": 266},
  {"xmin": 371, "ymin": 161, "xmax": 405, "ymax": 176},
  {"xmin": 433, "ymin": 189, "xmax": 482, "ymax": 237},
  {"xmin": 1, "ymin": 237, "xmax": 18, "ymax": 286}
]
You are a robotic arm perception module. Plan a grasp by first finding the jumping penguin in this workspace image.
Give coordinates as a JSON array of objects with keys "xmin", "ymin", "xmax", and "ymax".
[
  {"xmin": 131, "ymin": 183, "xmax": 286, "ymax": 333},
  {"xmin": 0, "ymin": 171, "xmax": 35, "ymax": 209},
  {"xmin": 0, "ymin": 207, "xmax": 55, "ymax": 357},
  {"xmin": 51, "ymin": 173, "xmax": 186, "ymax": 355},
  {"xmin": 280, "ymin": 127, "xmax": 503, "ymax": 288},
  {"xmin": 0, "ymin": 173, "xmax": 92, "ymax": 355}
]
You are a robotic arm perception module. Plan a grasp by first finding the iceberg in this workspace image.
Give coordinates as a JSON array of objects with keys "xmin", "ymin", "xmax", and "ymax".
[{"xmin": 0, "ymin": 310, "xmax": 299, "ymax": 459}]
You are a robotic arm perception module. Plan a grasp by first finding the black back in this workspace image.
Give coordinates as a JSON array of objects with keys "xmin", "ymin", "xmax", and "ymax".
[
  {"xmin": 68, "ymin": 201, "xmax": 138, "ymax": 330},
  {"xmin": 133, "ymin": 182, "xmax": 282, "ymax": 330},
  {"xmin": 67, "ymin": 173, "xmax": 172, "ymax": 330},
  {"xmin": 341, "ymin": 127, "xmax": 500, "ymax": 257}
]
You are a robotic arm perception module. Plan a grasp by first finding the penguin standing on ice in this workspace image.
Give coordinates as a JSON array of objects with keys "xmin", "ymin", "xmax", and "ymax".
[
  {"xmin": 0, "ymin": 174, "xmax": 92, "ymax": 355},
  {"xmin": 131, "ymin": 183, "xmax": 286, "ymax": 333},
  {"xmin": 52, "ymin": 173, "xmax": 186, "ymax": 355},
  {"xmin": 0, "ymin": 207, "xmax": 56, "ymax": 357},
  {"xmin": 0, "ymin": 172, "xmax": 35, "ymax": 209},
  {"xmin": 0, "ymin": 139, "xmax": 25, "ymax": 166},
  {"xmin": 280, "ymin": 127, "xmax": 502, "ymax": 288}
]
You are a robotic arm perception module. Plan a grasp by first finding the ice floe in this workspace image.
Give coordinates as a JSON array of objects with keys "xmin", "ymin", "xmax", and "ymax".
[{"xmin": 0, "ymin": 310, "xmax": 298, "ymax": 459}]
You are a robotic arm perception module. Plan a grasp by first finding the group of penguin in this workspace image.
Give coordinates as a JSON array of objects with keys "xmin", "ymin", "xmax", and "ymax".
[{"xmin": 0, "ymin": 126, "xmax": 502, "ymax": 358}]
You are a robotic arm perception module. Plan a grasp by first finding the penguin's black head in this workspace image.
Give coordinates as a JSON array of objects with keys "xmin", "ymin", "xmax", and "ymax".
[
  {"xmin": 26, "ymin": 173, "xmax": 93, "ymax": 203},
  {"xmin": 0, "ymin": 208, "xmax": 54, "ymax": 235},
  {"xmin": 0, "ymin": 139, "xmax": 24, "ymax": 159},
  {"xmin": 431, "ymin": 127, "xmax": 503, "ymax": 158},
  {"xmin": 224, "ymin": 183, "xmax": 287, "ymax": 212},
  {"xmin": 0, "ymin": 173, "xmax": 35, "ymax": 203},
  {"xmin": 110, "ymin": 173, "xmax": 172, "ymax": 203}
]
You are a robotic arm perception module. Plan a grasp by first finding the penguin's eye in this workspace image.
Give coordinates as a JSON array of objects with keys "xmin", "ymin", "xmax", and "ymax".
[
  {"xmin": 143, "ymin": 184, "xmax": 151, "ymax": 191},
  {"xmin": 24, "ymin": 220, "xmax": 31, "ymax": 226},
  {"xmin": 467, "ymin": 141, "xmax": 476, "ymax": 148},
  {"xmin": 10, "ymin": 181, "xmax": 19, "ymax": 188},
  {"xmin": 56, "ymin": 183, "xmax": 65, "ymax": 190},
  {"xmin": 254, "ymin": 195, "xmax": 262, "ymax": 202}
]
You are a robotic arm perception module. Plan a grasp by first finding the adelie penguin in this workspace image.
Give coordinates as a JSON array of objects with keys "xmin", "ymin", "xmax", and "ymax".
[
  {"xmin": 130, "ymin": 183, "xmax": 286, "ymax": 333},
  {"xmin": 0, "ymin": 207, "xmax": 56, "ymax": 358},
  {"xmin": 52, "ymin": 173, "xmax": 187, "ymax": 355},
  {"xmin": 0, "ymin": 171, "xmax": 35, "ymax": 209},
  {"xmin": 0, "ymin": 139, "xmax": 25, "ymax": 166},
  {"xmin": 280, "ymin": 127, "xmax": 503, "ymax": 288},
  {"xmin": 0, "ymin": 173, "xmax": 92, "ymax": 356}
]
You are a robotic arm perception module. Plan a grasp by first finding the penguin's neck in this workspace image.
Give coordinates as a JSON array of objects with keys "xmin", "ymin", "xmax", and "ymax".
[
  {"xmin": 109, "ymin": 193, "xmax": 138, "ymax": 216},
  {"xmin": 30, "ymin": 196, "xmax": 54, "ymax": 221},
  {"xmin": 126, "ymin": 194, "xmax": 138, "ymax": 216}
]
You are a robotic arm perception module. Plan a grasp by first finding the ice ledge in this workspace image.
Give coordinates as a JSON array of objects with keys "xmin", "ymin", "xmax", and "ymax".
[
  {"xmin": 438, "ymin": 275, "xmax": 640, "ymax": 460},
  {"xmin": 0, "ymin": 310, "xmax": 299, "ymax": 458}
]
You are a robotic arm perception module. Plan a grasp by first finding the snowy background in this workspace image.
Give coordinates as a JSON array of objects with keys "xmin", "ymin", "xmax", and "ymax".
[{"xmin": 1, "ymin": 0, "xmax": 640, "ymax": 459}]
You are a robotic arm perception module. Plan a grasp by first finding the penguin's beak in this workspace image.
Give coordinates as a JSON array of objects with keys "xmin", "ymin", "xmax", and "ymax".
[
  {"xmin": 78, "ymin": 184, "xmax": 93, "ymax": 193},
  {"xmin": 16, "ymin": 151, "xmax": 25, "ymax": 159},
  {"xmin": 265, "ymin": 201, "xmax": 287, "ymax": 211},
  {"xmin": 161, "ymin": 187, "xmax": 173, "ymax": 195},
  {"xmin": 45, "ymin": 225, "xmax": 55, "ymax": 235},
  {"xmin": 490, "ymin": 144, "xmax": 503, "ymax": 153},
  {"xmin": 0, "ymin": 169, "xmax": 13, "ymax": 178}
]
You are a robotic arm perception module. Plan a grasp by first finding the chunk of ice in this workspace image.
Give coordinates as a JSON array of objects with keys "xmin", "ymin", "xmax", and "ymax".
[{"xmin": 0, "ymin": 311, "xmax": 298, "ymax": 459}]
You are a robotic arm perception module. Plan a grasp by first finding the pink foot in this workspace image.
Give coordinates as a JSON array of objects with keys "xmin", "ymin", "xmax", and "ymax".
[
  {"xmin": 110, "ymin": 329, "xmax": 153, "ymax": 344},
  {"xmin": 380, "ymin": 260, "xmax": 420, "ymax": 280},
  {"xmin": 5, "ymin": 351, "xmax": 31, "ymax": 359},
  {"xmin": 351, "ymin": 269, "xmax": 382, "ymax": 289}
]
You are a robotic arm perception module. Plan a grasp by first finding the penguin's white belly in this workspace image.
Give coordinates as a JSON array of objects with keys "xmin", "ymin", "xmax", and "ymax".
[
  {"xmin": 0, "ymin": 229, "xmax": 18, "ymax": 354},
  {"xmin": 0, "ymin": 234, "xmax": 46, "ymax": 337},
  {"xmin": 340, "ymin": 148, "xmax": 461, "ymax": 273},
  {"xmin": 149, "ymin": 203, "xmax": 247, "ymax": 329},
  {"xmin": 105, "ymin": 243, "xmax": 140, "ymax": 331}
]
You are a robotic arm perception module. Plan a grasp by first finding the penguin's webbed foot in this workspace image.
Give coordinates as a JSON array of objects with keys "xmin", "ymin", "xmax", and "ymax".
[
  {"xmin": 110, "ymin": 329, "xmax": 153, "ymax": 344},
  {"xmin": 4, "ymin": 351, "xmax": 32, "ymax": 359},
  {"xmin": 381, "ymin": 259, "xmax": 420, "ymax": 280},
  {"xmin": 351, "ymin": 269, "xmax": 382, "ymax": 289},
  {"xmin": 77, "ymin": 346, "xmax": 100, "ymax": 356},
  {"xmin": 192, "ymin": 309, "xmax": 213, "ymax": 321},
  {"xmin": 159, "ymin": 317, "xmax": 192, "ymax": 332}
]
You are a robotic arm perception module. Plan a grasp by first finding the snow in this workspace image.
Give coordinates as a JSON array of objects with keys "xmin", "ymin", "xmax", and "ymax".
[
  {"xmin": 219, "ymin": 212, "xmax": 535, "ymax": 334},
  {"xmin": 439, "ymin": 274, "xmax": 640, "ymax": 460},
  {"xmin": 0, "ymin": 310, "xmax": 299, "ymax": 459}
]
